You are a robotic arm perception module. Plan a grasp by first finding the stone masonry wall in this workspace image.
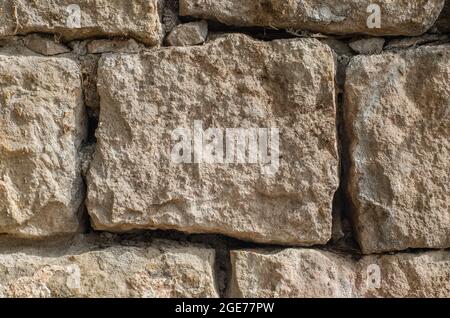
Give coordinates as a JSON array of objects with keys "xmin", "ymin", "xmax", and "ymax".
[{"xmin": 0, "ymin": 0, "xmax": 449, "ymax": 298}]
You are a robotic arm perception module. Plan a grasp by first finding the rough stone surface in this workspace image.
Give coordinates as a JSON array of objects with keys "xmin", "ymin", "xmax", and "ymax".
[
  {"xmin": 87, "ymin": 34, "xmax": 339, "ymax": 245},
  {"xmin": 0, "ymin": 0, "xmax": 163, "ymax": 46},
  {"xmin": 179, "ymin": 0, "xmax": 445, "ymax": 36},
  {"xmin": 345, "ymin": 45, "xmax": 450, "ymax": 254},
  {"xmin": 349, "ymin": 38, "xmax": 385, "ymax": 55},
  {"xmin": 24, "ymin": 34, "xmax": 70, "ymax": 56},
  {"xmin": 0, "ymin": 235, "xmax": 218, "ymax": 298},
  {"xmin": 166, "ymin": 20, "xmax": 208, "ymax": 46},
  {"xmin": 0, "ymin": 55, "xmax": 86, "ymax": 237},
  {"xmin": 230, "ymin": 249, "xmax": 450, "ymax": 298}
]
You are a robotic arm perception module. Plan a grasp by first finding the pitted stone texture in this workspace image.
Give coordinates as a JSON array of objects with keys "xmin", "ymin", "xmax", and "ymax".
[
  {"xmin": 230, "ymin": 249, "xmax": 450, "ymax": 298},
  {"xmin": 0, "ymin": 0, "xmax": 163, "ymax": 46},
  {"xmin": 0, "ymin": 55, "xmax": 86, "ymax": 238},
  {"xmin": 88, "ymin": 34, "xmax": 338, "ymax": 245},
  {"xmin": 0, "ymin": 235, "xmax": 218, "ymax": 298},
  {"xmin": 180, "ymin": 0, "xmax": 445, "ymax": 36},
  {"xmin": 345, "ymin": 45, "xmax": 450, "ymax": 254}
]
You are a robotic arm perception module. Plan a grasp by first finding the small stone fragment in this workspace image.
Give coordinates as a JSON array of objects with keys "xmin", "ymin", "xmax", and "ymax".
[
  {"xmin": 166, "ymin": 21, "xmax": 208, "ymax": 46},
  {"xmin": 349, "ymin": 38, "xmax": 385, "ymax": 54},
  {"xmin": 23, "ymin": 34, "xmax": 71, "ymax": 55}
]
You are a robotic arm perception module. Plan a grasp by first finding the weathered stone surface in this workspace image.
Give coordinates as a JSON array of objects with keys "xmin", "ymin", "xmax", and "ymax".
[
  {"xmin": 0, "ymin": 235, "xmax": 218, "ymax": 297},
  {"xmin": 88, "ymin": 34, "xmax": 338, "ymax": 245},
  {"xmin": 24, "ymin": 34, "xmax": 70, "ymax": 56},
  {"xmin": 166, "ymin": 20, "xmax": 208, "ymax": 46},
  {"xmin": 349, "ymin": 38, "xmax": 385, "ymax": 55},
  {"xmin": 345, "ymin": 45, "xmax": 450, "ymax": 254},
  {"xmin": 0, "ymin": 55, "xmax": 86, "ymax": 237},
  {"xmin": 230, "ymin": 249, "xmax": 450, "ymax": 298},
  {"xmin": 180, "ymin": 0, "xmax": 445, "ymax": 36},
  {"xmin": 0, "ymin": 0, "xmax": 163, "ymax": 46}
]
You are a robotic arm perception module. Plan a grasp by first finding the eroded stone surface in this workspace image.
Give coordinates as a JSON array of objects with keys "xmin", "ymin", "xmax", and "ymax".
[
  {"xmin": 0, "ymin": 55, "xmax": 86, "ymax": 237},
  {"xmin": 0, "ymin": 235, "xmax": 218, "ymax": 297},
  {"xmin": 180, "ymin": 0, "xmax": 445, "ymax": 36},
  {"xmin": 345, "ymin": 45, "xmax": 450, "ymax": 254},
  {"xmin": 87, "ymin": 34, "xmax": 338, "ymax": 245},
  {"xmin": 0, "ymin": 0, "xmax": 163, "ymax": 46},
  {"xmin": 230, "ymin": 249, "xmax": 450, "ymax": 298}
]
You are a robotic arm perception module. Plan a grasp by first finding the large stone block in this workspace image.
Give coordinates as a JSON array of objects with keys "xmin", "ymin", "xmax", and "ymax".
[
  {"xmin": 87, "ymin": 34, "xmax": 338, "ymax": 245},
  {"xmin": 0, "ymin": 235, "xmax": 218, "ymax": 297},
  {"xmin": 345, "ymin": 45, "xmax": 450, "ymax": 254},
  {"xmin": 0, "ymin": 55, "xmax": 86, "ymax": 237},
  {"xmin": 0, "ymin": 0, "xmax": 163, "ymax": 46},
  {"xmin": 230, "ymin": 248, "xmax": 450, "ymax": 298},
  {"xmin": 180, "ymin": 0, "xmax": 445, "ymax": 36}
]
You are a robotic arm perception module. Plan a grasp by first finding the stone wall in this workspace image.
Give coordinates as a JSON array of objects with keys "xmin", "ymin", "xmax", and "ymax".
[{"xmin": 0, "ymin": 0, "xmax": 448, "ymax": 298}]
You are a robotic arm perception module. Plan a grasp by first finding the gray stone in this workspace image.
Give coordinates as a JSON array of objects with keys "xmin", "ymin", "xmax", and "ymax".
[{"xmin": 23, "ymin": 34, "xmax": 70, "ymax": 55}]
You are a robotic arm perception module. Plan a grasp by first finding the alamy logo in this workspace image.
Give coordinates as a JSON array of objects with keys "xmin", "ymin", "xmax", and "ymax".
[
  {"xmin": 170, "ymin": 120, "xmax": 280, "ymax": 175},
  {"xmin": 66, "ymin": 4, "xmax": 81, "ymax": 28},
  {"xmin": 367, "ymin": 4, "xmax": 381, "ymax": 29},
  {"xmin": 366, "ymin": 264, "xmax": 381, "ymax": 290}
]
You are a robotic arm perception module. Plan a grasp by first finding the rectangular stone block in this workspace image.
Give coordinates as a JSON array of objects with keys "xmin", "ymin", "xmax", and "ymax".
[
  {"xmin": 345, "ymin": 45, "xmax": 450, "ymax": 254},
  {"xmin": 87, "ymin": 34, "xmax": 338, "ymax": 245},
  {"xmin": 180, "ymin": 0, "xmax": 445, "ymax": 36},
  {"xmin": 0, "ymin": 0, "xmax": 163, "ymax": 46},
  {"xmin": 0, "ymin": 55, "xmax": 86, "ymax": 238},
  {"xmin": 0, "ymin": 235, "xmax": 218, "ymax": 297},
  {"xmin": 230, "ymin": 249, "xmax": 450, "ymax": 298}
]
